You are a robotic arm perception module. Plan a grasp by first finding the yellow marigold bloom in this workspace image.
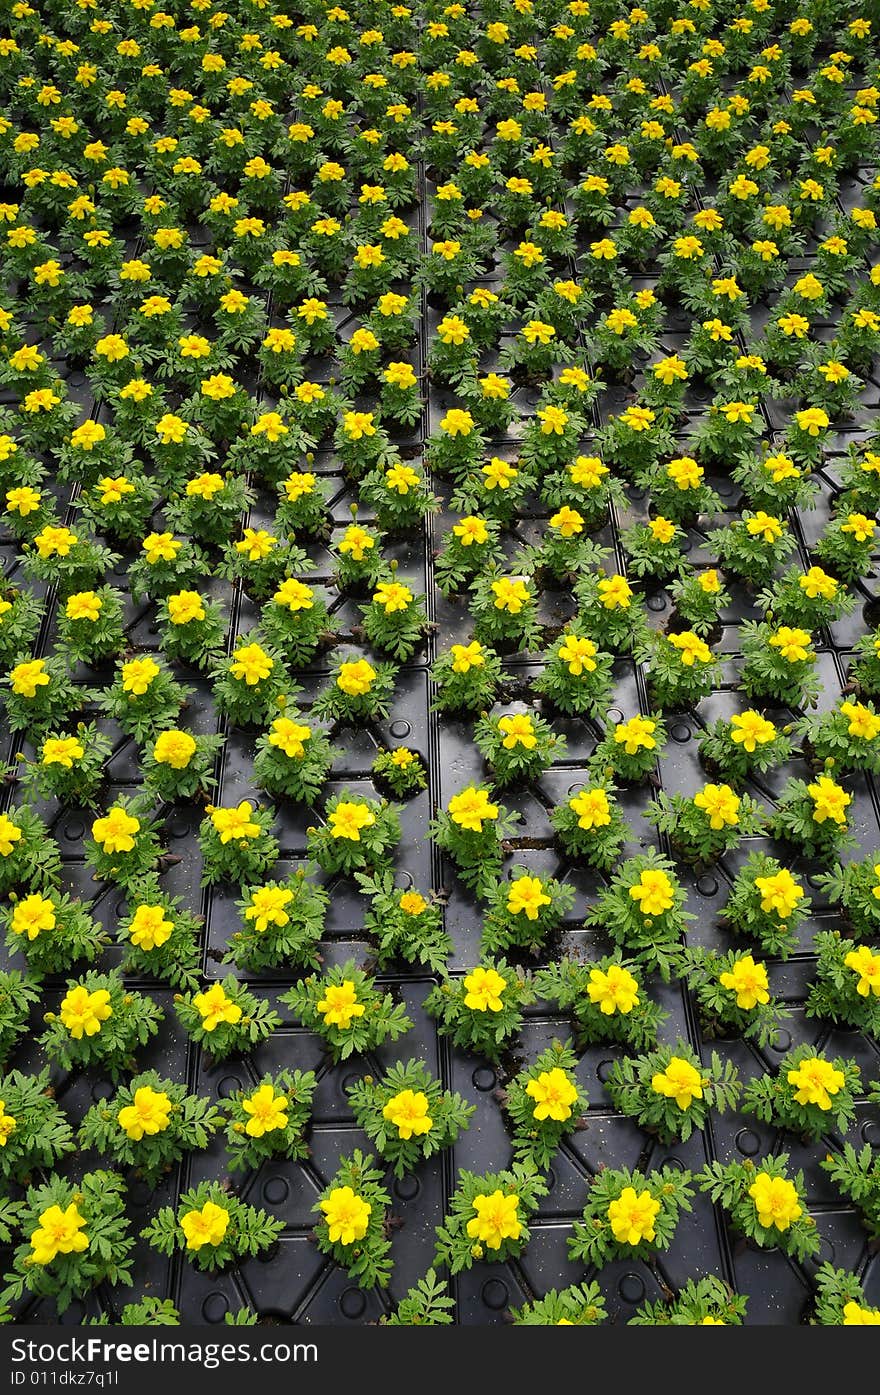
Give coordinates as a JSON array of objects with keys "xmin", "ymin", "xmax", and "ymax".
[
  {"xmin": 65, "ymin": 590, "xmax": 102, "ymax": 623},
  {"xmin": 242, "ymin": 1084, "xmax": 288, "ymax": 1138},
  {"xmin": 786, "ymin": 1056, "xmax": 845, "ymax": 1111},
  {"xmin": 629, "ymin": 868, "xmax": 674, "ymax": 916},
  {"xmin": 491, "ymin": 577, "xmax": 530, "ymax": 613},
  {"xmin": 383, "ymin": 362, "xmax": 416, "ymax": 390},
  {"xmin": 166, "ymin": 591, "xmax": 205, "ymax": 625},
  {"xmin": 507, "ymin": 875, "xmax": 550, "ymax": 920},
  {"xmin": 770, "ymin": 626, "xmax": 812, "ymax": 663},
  {"xmin": 383, "ymin": 1089, "xmax": 432, "ymax": 1138},
  {"xmin": 569, "ymin": 788, "xmax": 611, "ymax": 830},
  {"xmin": 343, "ymin": 411, "xmax": 376, "ymax": 441},
  {"xmin": 466, "ymin": 1190, "xmax": 521, "ymax": 1249},
  {"xmin": 230, "ymin": 643, "xmax": 273, "ymax": 687},
  {"xmin": 749, "ymin": 1173, "xmax": 802, "ymax": 1231},
  {"xmin": 92, "ymin": 805, "xmax": 140, "ymax": 854},
  {"xmin": 841, "ymin": 512, "xmax": 875, "ymax": 543},
  {"xmin": 441, "ymin": 408, "xmax": 474, "ymax": 437},
  {"xmin": 329, "ymin": 801, "xmax": 376, "ymax": 842},
  {"xmin": 840, "ymin": 700, "xmax": 880, "ymax": 740},
  {"xmin": 35, "ymin": 524, "xmax": 78, "ymax": 558},
  {"xmin": 11, "ymin": 893, "xmax": 56, "ymax": 941},
  {"xmin": 649, "ymin": 516, "xmax": 676, "ymax": 544},
  {"xmin": 755, "ymin": 868, "xmax": 803, "ymax": 919},
  {"xmin": 10, "ymin": 659, "xmax": 50, "ymax": 699},
  {"xmin": 59, "ymin": 985, "xmax": 112, "ymax": 1039},
  {"xmin": 153, "ymin": 729, "xmax": 196, "ymax": 769},
  {"xmin": 747, "ymin": 511, "xmax": 783, "ymax": 542},
  {"xmin": 607, "ymin": 1187, "xmax": 660, "ymax": 1246},
  {"xmin": 181, "ymin": 1201, "xmax": 230, "ymax": 1250},
  {"xmin": 799, "ymin": 567, "xmax": 837, "ymax": 600},
  {"xmin": 450, "ymin": 641, "xmax": 483, "ymax": 674},
  {"xmin": 193, "ymin": 982, "xmax": 243, "ymax": 1033},
  {"xmin": 844, "ymin": 944, "xmax": 880, "ymax": 998},
  {"xmin": 693, "ymin": 783, "xmax": 740, "ymax": 829},
  {"xmin": 0, "ymin": 814, "xmax": 22, "ymax": 858},
  {"xmin": 210, "ymin": 802, "xmax": 261, "ymax": 844},
  {"xmin": 317, "ymin": 980, "xmax": 364, "ymax": 1030},
  {"xmin": 41, "ymin": 735, "xmax": 84, "ymax": 769},
  {"xmin": 729, "ymin": 711, "xmax": 776, "ymax": 753},
  {"xmin": 668, "ymin": 631, "xmax": 712, "ymax": 665},
  {"xmin": 558, "ymin": 635, "xmax": 596, "ymax": 675},
  {"xmin": 448, "ymin": 787, "xmax": 498, "ymax": 831},
  {"xmin": 521, "ymin": 319, "xmax": 555, "ymax": 345},
  {"xmin": 614, "ymin": 716, "xmax": 656, "ymax": 754},
  {"xmin": 155, "ymin": 414, "xmax": 188, "ymax": 445},
  {"xmin": 498, "ymin": 713, "xmax": 536, "ymax": 750},
  {"xmin": 338, "ymin": 526, "xmax": 374, "ymax": 561},
  {"xmin": 526, "ymin": 1068, "xmax": 578, "ymax": 1122},
  {"xmin": 587, "ymin": 963, "xmax": 639, "ymax": 1015},
  {"xmin": 606, "ymin": 307, "xmax": 638, "ymax": 335},
  {"xmin": 128, "ymin": 905, "xmax": 173, "ymax": 952},
  {"xmin": 337, "ymin": 659, "xmax": 376, "ymax": 696},
  {"xmin": 842, "ymin": 1303, "xmax": 880, "ymax": 1325},
  {"xmin": 453, "ymin": 517, "xmax": 488, "ymax": 547},
  {"xmin": 118, "ymin": 1086, "xmax": 172, "ymax": 1141},
  {"xmin": 795, "ymin": 407, "xmax": 829, "ymax": 436},
  {"xmin": 235, "ymin": 528, "xmax": 276, "ymax": 561},
  {"xmin": 719, "ymin": 954, "xmax": 770, "ymax": 1009},
  {"xmin": 121, "ymin": 657, "xmax": 160, "ymax": 696},
  {"xmin": 598, "ymin": 574, "xmax": 632, "ymax": 609},
  {"xmin": 29, "ymin": 1204, "xmax": 89, "ymax": 1266},
  {"xmin": 482, "ymin": 457, "xmax": 517, "ymax": 490},
  {"xmin": 807, "ymin": 775, "xmax": 851, "ymax": 825},
  {"xmin": 651, "ymin": 1056, "xmax": 704, "ymax": 1110},
  {"xmin": 549, "ymin": 505, "xmax": 583, "ymax": 538},
  {"xmin": 319, "ymin": 1187, "xmax": 371, "ymax": 1244},
  {"xmin": 373, "ymin": 581, "xmax": 413, "ymax": 615},
  {"xmin": 245, "ymin": 885, "xmax": 294, "ymax": 932}
]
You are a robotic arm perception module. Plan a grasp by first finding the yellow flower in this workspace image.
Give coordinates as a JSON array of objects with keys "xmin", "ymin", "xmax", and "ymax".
[
  {"xmin": 648, "ymin": 516, "xmax": 676, "ymax": 544},
  {"xmin": 181, "ymin": 1201, "xmax": 230, "ymax": 1251},
  {"xmin": 795, "ymin": 407, "xmax": 830, "ymax": 437},
  {"xmin": 450, "ymin": 641, "xmax": 484, "ymax": 674},
  {"xmin": 383, "ymin": 361, "xmax": 417, "ymax": 390},
  {"xmin": 153, "ymin": 729, "xmax": 196, "ymax": 770},
  {"xmin": 549, "ymin": 506, "xmax": 584, "ymax": 538},
  {"xmin": 786, "ymin": 1056, "xmax": 845, "ymax": 1110},
  {"xmin": 526, "ymin": 1068, "xmax": 578, "ymax": 1122},
  {"xmin": 5, "ymin": 485, "xmax": 41, "ymax": 516},
  {"xmin": 491, "ymin": 577, "xmax": 530, "ymax": 613},
  {"xmin": 449, "ymin": 788, "xmax": 498, "ymax": 832},
  {"xmin": 668, "ymin": 631, "xmax": 712, "ymax": 666},
  {"xmin": 466, "ymin": 1191, "xmax": 521, "ymax": 1249},
  {"xmin": 41, "ymin": 736, "xmax": 84, "ymax": 769},
  {"xmin": 754, "ymin": 869, "xmax": 803, "ymax": 919},
  {"xmin": 268, "ymin": 718, "xmax": 311, "ymax": 760},
  {"xmin": 453, "ymin": 516, "xmax": 489, "ymax": 547},
  {"xmin": 0, "ymin": 1101, "xmax": 16, "ymax": 1147},
  {"xmin": 142, "ymin": 531, "xmax": 181, "ymax": 563},
  {"xmin": 651, "ymin": 1056, "xmax": 704, "ymax": 1109},
  {"xmin": 128, "ymin": 905, "xmax": 173, "ymax": 951},
  {"xmin": 482, "ymin": 457, "xmax": 517, "ymax": 490},
  {"xmin": 383, "ymin": 1089, "xmax": 433, "ymax": 1139},
  {"xmin": 186, "ymin": 473, "xmax": 225, "ymax": 500},
  {"xmin": 770, "ymin": 626, "xmax": 812, "ymax": 662},
  {"xmin": 317, "ymin": 980, "xmax": 365, "ymax": 1030},
  {"xmin": 844, "ymin": 944, "xmax": 880, "ymax": 998},
  {"xmin": 329, "ymin": 801, "xmax": 376, "ymax": 842},
  {"xmin": 118, "ymin": 1086, "xmax": 172, "ymax": 1141},
  {"xmin": 242, "ymin": 1084, "xmax": 288, "ymax": 1137},
  {"xmin": 29, "ymin": 1204, "xmax": 89, "ymax": 1266},
  {"xmin": 840, "ymin": 701, "xmax": 880, "ymax": 740},
  {"xmin": 842, "ymin": 1302, "xmax": 880, "ymax": 1325},
  {"xmin": 193, "ymin": 983, "xmax": 242, "ymax": 1033},
  {"xmin": 319, "ymin": 1187, "xmax": 371, "ymax": 1245},
  {"xmin": 35, "ymin": 524, "xmax": 78, "ymax": 557},
  {"xmin": 568, "ymin": 787, "xmax": 610, "ymax": 830},
  {"xmin": 210, "ymin": 802, "xmax": 261, "ymax": 843},
  {"xmin": 498, "ymin": 713, "xmax": 536, "ymax": 750},
  {"xmin": 11, "ymin": 893, "xmax": 56, "ymax": 941},
  {"xmin": 463, "ymin": 965, "xmax": 506, "ymax": 1012},
  {"xmin": 506, "ymin": 875, "xmax": 551, "ymax": 920},
  {"xmin": 244, "ymin": 886, "xmax": 293, "ymax": 933},
  {"xmin": 235, "ymin": 528, "xmax": 276, "ymax": 562},
  {"xmin": 799, "ymin": 567, "xmax": 837, "ymax": 600},
  {"xmin": 607, "ymin": 1187, "xmax": 661, "ymax": 1246},
  {"xmin": 399, "ymin": 891, "xmax": 427, "ymax": 917},
  {"xmin": 748, "ymin": 1173, "xmax": 802, "ymax": 1231},
  {"xmin": 373, "ymin": 581, "xmax": 413, "ymax": 614},
  {"xmin": 167, "ymin": 591, "xmax": 205, "ymax": 625},
  {"xmin": 337, "ymin": 659, "xmax": 376, "ymax": 696},
  {"xmin": 91, "ymin": 806, "xmax": 139, "ymax": 854},
  {"xmin": 841, "ymin": 512, "xmax": 875, "ymax": 544},
  {"xmin": 629, "ymin": 868, "xmax": 675, "ymax": 916},
  {"xmin": 693, "ymin": 783, "xmax": 740, "ymax": 829},
  {"xmin": 719, "ymin": 954, "xmax": 770, "ymax": 1009},
  {"xmin": 746, "ymin": 511, "xmax": 783, "ymax": 543},
  {"xmin": 273, "ymin": 578, "xmax": 314, "ymax": 614},
  {"xmin": 558, "ymin": 635, "xmax": 596, "ymax": 675},
  {"xmin": 10, "ymin": 659, "xmax": 50, "ymax": 699},
  {"xmin": 807, "ymin": 774, "xmax": 851, "ymax": 825},
  {"xmin": 121, "ymin": 657, "xmax": 160, "ymax": 696},
  {"xmin": 59, "ymin": 985, "xmax": 112, "ymax": 1039},
  {"xmin": 230, "ymin": 643, "xmax": 273, "ymax": 687},
  {"xmin": 614, "ymin": 716, "xmax": 656, "ymax": 755}
]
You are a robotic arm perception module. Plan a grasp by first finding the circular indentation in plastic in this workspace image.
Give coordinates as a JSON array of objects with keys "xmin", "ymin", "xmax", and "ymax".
[
  {"xmin": 472, "ymin": 1066, "xmax": 496, "ymax": 1091},
  {"xmin": 735, "ymin": 1128, "xmax": 762, "ymax": 1157},
  {"xmin": 861, "ymin": 1120, "xmax": 880, "ymax": 1148},
  {"xmin": 482, "ymin": 1279, "xmax": 509, "ymax": 1310},
  {"xmin": 64, "ymin": 818, "xmax": 85, "ymax": 842},
  {"xmin": 807, "ymin": 873, "xmax": 825, "ymax": 890},
  {"xmin": 169, "ymin": 816, "xmax": 191, "ymax": 839},
  {"xmin": 545, "ymin": 1168, "xmax": 556, "ymax": 1192},
  {"xmin": 618, "ymin": 1273, "xmax": 645, "ymax": 1303},
  {"xmin": 596, "ymin": 1059, "xmax": 615, "ymax": 1083},
  {"xmin": 217, "ymin": 1075, "xmax": 241, "ymax": 1099},
  {"xmin": 129, "ymin": 1179, "xmax": 153, "ymax": 1208},
  {"xmin": 647, "ymin": 593, "xmax": 666, "ymax": 612},
  {"xmin": 681, "ymin": 537, "xmax": 693, "ymax": 554},
  {"xmin": 670, "ymin": 722, "xmax": 691, "ymax": 743},
  {"xmin": 716, "ymin": 480, "xmax": 734, "ymax": 497},
  {"xmin": 341, "ymin": 1072, "xmax": 362, "ymax": 1093},
  {"xmin": 607, "ymin": 708, "xmax": 623, "ymax": 725},
  {"xmin": 340, "ymin": 1288, "xmax": 367, "ymax": 1320},
  {"xmin": 390, "ymin": 720, "xmax": 411, "ymax": 739},
  {"xmin": 817, "ymin": 1236, "xmax": 835, "ymax": 1265},
  {"xmin": 660, "ymin": 1155, "xmax": 686, "ymax": 1172},
  {"xmin": 114, "ymin": 898, "xmax": 128, "ymax": 918},
  {"xmin": 263, "ymin": 1176, "xmax": 289, "ymax": 1206},
  {"xmin": 769, "ymin": 1029, "xmax": 792, "ymax": 1053},
  {"xmin": 91, "ymin": 1081, "xmax": 113, "ymax": 1102},
  {"xmin": 394, "ymin": 869, "xmax": 414, "ymax": 889},
  {"xmin": 697, "ymin": 875, "xmax": 718, "ymax": 896},
  {"xmin": 394, "ymin": 1175, "xmax": 420, "ymax": 1202}
]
